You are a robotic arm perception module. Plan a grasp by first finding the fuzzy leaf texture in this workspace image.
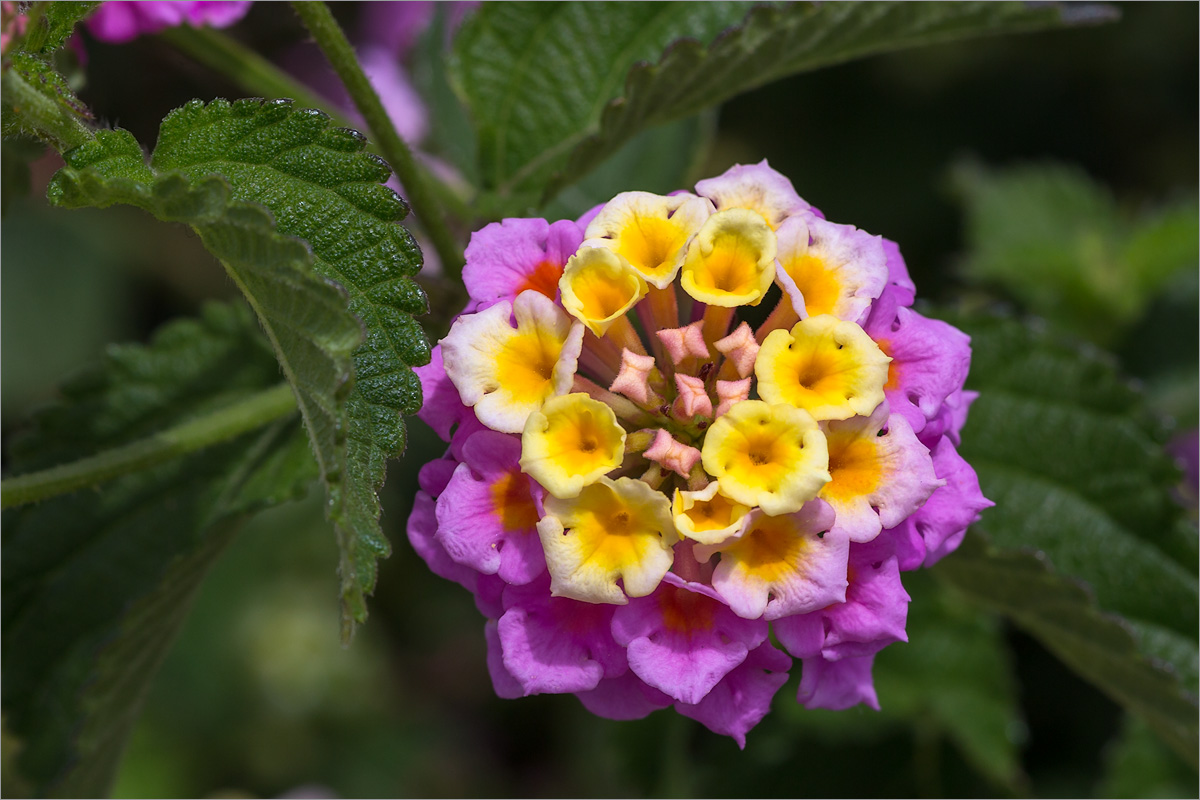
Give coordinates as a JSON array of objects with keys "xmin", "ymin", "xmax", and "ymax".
[
  {"xmin": 932, "ymin": 312, "xmax": 1199, "ymax": 768},
  {"xmin": 47, "ymin": 99, "xmax": 432, "ymax": 633},
  {"xmin": 13, "ymin": 1, "xmax": 100, "ymax": 55},
  {"xmin": 451, "ymin": 1, "xmax": 1113, "ymax": 210},
  {"xmin": 2, "ymin": 303, "xmax": 318, "ymax": 798}
]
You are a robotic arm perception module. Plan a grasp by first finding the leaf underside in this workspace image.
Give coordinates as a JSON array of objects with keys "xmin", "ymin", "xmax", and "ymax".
[
  {"xmin": 932, "ymin": 312, "xmax": 1198, "ymax": 767},
  {"xmin": 2, "ymin": 303, "xmax": 318, "ymax": 797},
  {"xmin": 47, "ymin": 98, "xmax": 431, "ymax": 633},
  {"xmin": 452, "ymin": 1, "xmax": 1110, "ymax": 210}
]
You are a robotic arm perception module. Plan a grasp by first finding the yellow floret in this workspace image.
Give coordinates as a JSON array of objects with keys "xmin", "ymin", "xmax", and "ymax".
[
  {"xmin": 700, "ymin": 400, "xmax": 830, "ymax": 516},
  {"xmin": 755, "ymin": 314, "xmax": 890, "ymax": 421},
  {"xmin": 520, "ymin": 393, "xmax": 626, "ymax": 498},
  {"xmin": 537, "ymin": 477, "xmax": 676, "ymax": 603},
  {"xmin": 559, "ymin": 247, "xmax": 648, "ymax": 337},
  {"xmin": 680, "ymin": 209, "xmax": 777, "ymax": 307},
  {"xmin": 672, "ymin": 482, "xmax": 751, "ymax": 546},
  {"xmin": 583, "ymin": 191, "xmax": 713, "ymax": 289}
]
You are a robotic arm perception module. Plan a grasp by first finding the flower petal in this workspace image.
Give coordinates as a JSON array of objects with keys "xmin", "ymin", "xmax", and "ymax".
[
  {"xmin": 537, "ymin": 477, "xmax": 676, "ymax": 604},
  {"xmin": 463, "ymin": 217, "xmax": 584, "ymax": 311},
  {"xmin": 441, "ymin": 291, "xmax": 584, "ymax": 433},
  {"xmin": 694, "ymin": 160, "xmax": 809, "ymax": 229},
  {"xmin": 756, "ymin": 315, "xmax": 890, "ymax": 421},
  {"xmin": 698, "ymin": 501, "xmax": 847, "ymax": 621}
]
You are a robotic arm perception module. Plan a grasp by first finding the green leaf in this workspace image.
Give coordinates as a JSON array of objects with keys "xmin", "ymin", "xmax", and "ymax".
[
  {"xmin": 14, "ymin": 2, "xmax": 99, "ymax": 55},
  {"xmin": 932, "ymin": 311, "xmax": 1199, "ymax": 767},
  {"xmin": 952, "ymin": 162, "xmax": 1199, "ymax": 346},
  {"xmin": 1, "ymin": 53, "xmax": 93, "ymax": 150},
  {"xmin": 2, "ymin": 303, "xmax": 318, "ymax": 797},
  {"xmin": 541, "ymin": 111, "xmax": 714, "ymax": 222},
  {"xmin": 452, "ymin": 1, "xmax": 747, "ymax": 211},
  {"xmin": 48, "ymin": 99, "xmax": 432, "ymax": 634},
  {"xmin": 874, "ymin": 572, "xmax": 1027, "ymax": 792},
  {"xmin": 452, "ymin": 1, "xmax": 1108, "ymax": 209},
  {"xmin": 1098, "ymin": 716, "xmax": 1199, "ymax": 798}
]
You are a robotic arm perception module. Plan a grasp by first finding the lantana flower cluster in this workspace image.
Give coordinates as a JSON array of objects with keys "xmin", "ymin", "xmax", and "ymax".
[{"xmin": 410, "ymin": 162, "xmax": 991, "ymax": 746}]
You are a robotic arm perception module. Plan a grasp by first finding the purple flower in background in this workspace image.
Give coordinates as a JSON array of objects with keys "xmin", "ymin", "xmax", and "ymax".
[{"xmin": 86, "ymin": 1, "xmax": 251, "ymax": 43}]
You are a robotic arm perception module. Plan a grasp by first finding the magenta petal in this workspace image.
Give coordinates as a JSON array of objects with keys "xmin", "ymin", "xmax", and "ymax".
[
  {"xmin": 417, "ymin": 453, "xmax": 458, "ymax": 497},
  {"xmin": 770, "ymin": 612, "xmax": 825, "ymax": 659},
  {"xmin": 435, "ymin": 430, "xmax": 546, "ymax": 584},
  {"xmin": 576, "ymin": 671, "xmax": 673, "ymax": 721},
  {"xmin": 87, "ymin": 1, "xmax": 248, "ymax": 42},
  {"xmin": 406, "ymin": 491, "xmax": 479, "ymax": 592},
  {"xmin": 462, "ymin": 218, "xmax": 583, "ymax": 312},
  {"xmin": 797, "ymin": 654, "xmax": 880, "ymax": 711},
  {"xmin": 883, "ymin": 522, "xmax": 927, "ymax": 573},
  {"xmin": 485, "ymin": 620, "xmax": 524, "ymax": 699},
  {"xmin": 576, "ymin": 202, "xmax": 606, "ymax": 230},
  {"xmin": 356, "ymin": 0, "xmax": 435, "ymax": 55},
  {"xmin": 865, "ymin": 297, "xmax": 972, "ymax": 436},
  {"xmin": 414, "ymin": 345, "xmax": 469, "ymax": 441},
  {"xmin": 359, "ymin": 45, "xmax": 429, "ymax": 143},
  {"xmin": 907, "ymin": 437, "xmax": 993, "ymax": 567},
  {"xmin": 86, "ymin": 2, "xmax": 170, "ymax": 42},
  {"xmin": 497, "ymin": 580, "xmax": 627, "ymax": 695},
  {"xmin": 821, "ymin": 548, "xmax": 910, "ymax": 659},
  {"xmin": 919, "ymin": 388, "xmax": 978, "ymax": 449},
  {"xmin": 475, "ymin": 573, "xmax": 507, "ymax": 619},
  {"xmin": 612, "ymin": 577, "xmax": 767, "ymax": 704},
  {"xmin": 881, "ymin": 238, "xmax": 916, "ymax": 308},
  {"xmin": 448, "ymin": 412, "xmax": 491, "ymax": 461},
  {"xmin": 182, "ymin": 1, "xmax": 252, "ymax": 27},
  {"xmin": 676, "ymin": 642, "xmax": 792, "ymax": 749}
]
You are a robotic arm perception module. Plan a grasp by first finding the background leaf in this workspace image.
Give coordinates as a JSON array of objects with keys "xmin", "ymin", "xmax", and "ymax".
[
  {"xmin": 932, "ymin": 311, "xmax": 1199, "ymax": 766},
  {"xmin": 952, "ymin": 162, "xmax": 1200, "ymax": 346},
  {"xmin": 1, "ymin": 303, "xmax": 318, "ymax": 797},
  {"xmin": 1098, "ymin": 716, "xmax": 1199, "ymax": 798},
  {"xmin": 873, "ymin": 572, "xmax": 1028, "ymax": 793},
  {"xmin": 46, "ymin": 98, "xmax": 431, "ymax": 633},
  {"xmin": 450, "ymin": 1, "xmax": 747, "ymax": 212},
  {"xmin": 451, "ymin": 1, "xmax": 1107, "ymax": 211}
]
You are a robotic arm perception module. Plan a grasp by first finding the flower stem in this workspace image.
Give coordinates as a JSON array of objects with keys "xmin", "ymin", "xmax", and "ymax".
[
  {"xmin": 1, "ymin": 383, "xmax": 298, "ymax": 510},
  {"xmin": 0, "ymin": 66, "xmax": 94, "ymax": 151},
  {"xmin": 290, "ymin": 1, "xmax": 464, "ymax": 275},
  {"xmin": 160, "ymin": 25, "xmax": 346, "ymax": 125}
]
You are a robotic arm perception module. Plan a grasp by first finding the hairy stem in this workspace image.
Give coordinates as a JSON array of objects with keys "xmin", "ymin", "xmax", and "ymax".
[
  {"xmin": 0, "ymin": 67, "xmax": 94, "ymax": 151},
  {"xmin": 291, "ymin": 1, "xmax": 464, "ymax": 275},
  {"xmin": 160, "ymin": 26, "xmax": 346, "ymax": 125},
  {"xmin": 1, "ymin": 383, "xmax": 298, "ymax": 509}
]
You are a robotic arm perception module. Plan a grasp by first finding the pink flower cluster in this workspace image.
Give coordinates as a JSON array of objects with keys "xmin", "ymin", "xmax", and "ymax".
[
  {"xmin": 85, "ymin": 1, "xmax": 251, "ymax": 44},
  {"xmin": 408, "ymin": 162, "xmax": 990, "ymax": 746}
]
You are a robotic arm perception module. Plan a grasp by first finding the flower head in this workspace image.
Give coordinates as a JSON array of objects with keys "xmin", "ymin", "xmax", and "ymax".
[{"xmin": 407, "ymin": 161, "xmax": 988, "ymax": 746}]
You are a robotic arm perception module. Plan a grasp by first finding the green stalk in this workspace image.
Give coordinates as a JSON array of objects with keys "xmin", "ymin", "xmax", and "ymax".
[
  {"xmin": 159, "ymin": 26, "xmax": 351, "ymax": 127},
  {"xmin": 290, "ymin": 1, "xmax": 464, "ymax": 275},
  {"xmin": 1, "ymin": 383, "xmax": 298, "ymax": 509},
  {"xmin": 0, "ymin": 66, "xmax": 94, "ymax": 151}
]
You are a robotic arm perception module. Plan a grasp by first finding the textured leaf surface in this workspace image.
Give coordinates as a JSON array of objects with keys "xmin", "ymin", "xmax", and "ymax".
[
  {"xmin": 451, "ymin": 1, "xmax": 747, "ymax": 211},
  {"xmin": 933, "ymin": 312, "xmax": 1198, "ymax": 767},
  {"xmin": 16, "ymin": 1, "xmax": 100, "ymax": 55},
  {"xmin": 953, "ymin": 162, "xmax": 1199, "ymax": 346},
  {"xmin": 2, "ymin": 303, "xmax": 318, "ymax": 797},
  {"xmin": 452, "ymin": 1, "xmax": 1105, "ymax": 209},
  {"xmin": 48, "ymin": 99, "xmax": 431, "ymax": 631}
]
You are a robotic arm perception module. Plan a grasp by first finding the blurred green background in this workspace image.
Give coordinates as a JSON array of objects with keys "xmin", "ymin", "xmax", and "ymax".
[{"xmin": 2, "ymin": 2, "xmax": 1196, "ymax": 797}]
